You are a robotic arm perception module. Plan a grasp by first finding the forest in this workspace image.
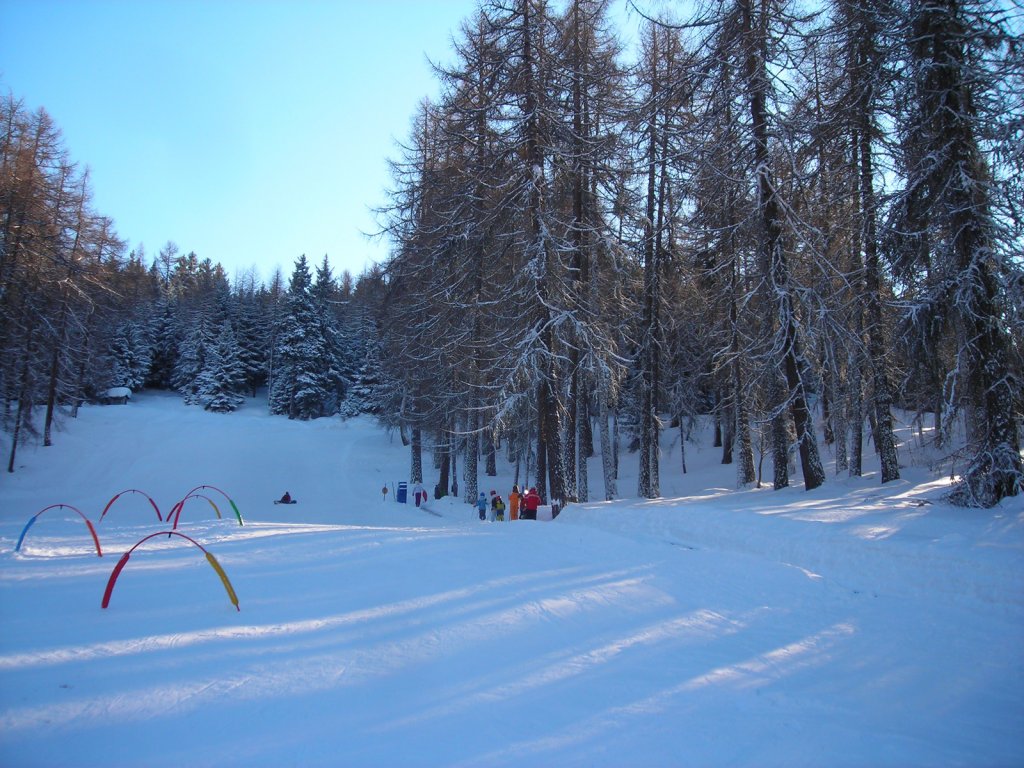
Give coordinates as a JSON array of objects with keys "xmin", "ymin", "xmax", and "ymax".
[{"xmin": 2, "ymin": 0, "xmax": 1022, "ymax": 508}]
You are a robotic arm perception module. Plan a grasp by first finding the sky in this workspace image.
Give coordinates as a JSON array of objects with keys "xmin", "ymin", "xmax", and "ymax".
[{"xmin": 0, "ymin": 0, "xmax": 494, "ymax": 285}]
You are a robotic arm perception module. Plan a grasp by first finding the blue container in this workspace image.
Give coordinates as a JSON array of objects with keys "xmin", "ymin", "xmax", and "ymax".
[{"xmin": 396, "ymin": 482, "xmax": 408, "ymax": 503}]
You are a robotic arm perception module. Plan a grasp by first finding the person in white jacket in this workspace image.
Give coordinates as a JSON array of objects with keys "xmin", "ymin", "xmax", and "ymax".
[{"xmin": 411, "ymin": 481, "xmax": 426, "ymax": 507}]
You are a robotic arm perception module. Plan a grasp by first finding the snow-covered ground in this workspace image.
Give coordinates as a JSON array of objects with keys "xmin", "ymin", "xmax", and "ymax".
[{"xmin": 1, "ymin": 392, "xmax": 1021, "ymax": 767}]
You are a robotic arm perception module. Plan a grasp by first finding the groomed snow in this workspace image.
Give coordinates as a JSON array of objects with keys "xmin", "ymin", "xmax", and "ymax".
[{"xmin": 1, "ymin": 392, "xmax": 1021, "ymax": 767}]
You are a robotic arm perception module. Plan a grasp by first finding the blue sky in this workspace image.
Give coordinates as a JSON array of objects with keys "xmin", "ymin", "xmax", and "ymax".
[{"xmin": 1, "ymin": 0, "xmax": 484, "ymax": 284}]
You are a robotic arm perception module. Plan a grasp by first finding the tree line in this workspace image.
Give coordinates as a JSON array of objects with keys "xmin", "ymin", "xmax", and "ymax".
[
  {"xmin": 0, "ymin": 92, "xmax": 390, "ymax": 473},
  {"xmin": 375, "ymin": 0, "xmax": 1023, "ymax": 508},
  {"xmin": 3, "ymin": 0, "xmax": 1022, "ymax": 509}
]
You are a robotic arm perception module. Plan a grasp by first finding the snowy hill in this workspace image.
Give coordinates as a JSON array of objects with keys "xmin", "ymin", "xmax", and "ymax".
[{"xmin": 1, "ymin": 394, "xmax": 1021, "ymax": 767}]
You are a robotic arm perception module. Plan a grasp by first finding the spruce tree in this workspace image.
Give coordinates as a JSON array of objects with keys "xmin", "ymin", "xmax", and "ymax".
[
  {"xmin": 109, "ymin": 320, "xmax": 152, "ymax": 391},
  {"xmin": 271, "ymin": 255, "xmax": 330, "ymax": 420},
  {"xmin": 145, "ymin": 299, "xmax": 180, "ymax": 389},
  {"xmin": 201, "ymin": 321, "xmax": 246, "ymax": 413},
  {"xmin": 173, "ymin": 317, "xmax": 214, "ymax": 405},
  {"xmin": 233, "ymin": 292, "xmax": 267, "ymax": 397}
]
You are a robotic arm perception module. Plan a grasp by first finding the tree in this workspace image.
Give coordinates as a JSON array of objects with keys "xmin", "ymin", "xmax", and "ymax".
[
  {"xmin": 271, "ymin": 255, "xmax": 333, "ymax": 420},
  {"xmin": 109, "ymin": 320, "xmax": 152, "ymax": 391},
  {"xmin": 232, "ymin": 287, "xmax": 268, "ymax": 397},
  {"xmin": 173, "ymin": 317, "xmax": 214, "ymax": 405},
  {"xmin": 888, "ymin": 0, "xmax": 1023, "ymax": 506},
  {"xmin": 1, "ymin": 97, "xmax": 123, "ymax": 469},
  {"xmin": 200, "ymin": 320, "xmax": 246, "ymax": 413},
  {"xmin": 737, "ymin": 0, "xmax": 826, "ymax": 490}
]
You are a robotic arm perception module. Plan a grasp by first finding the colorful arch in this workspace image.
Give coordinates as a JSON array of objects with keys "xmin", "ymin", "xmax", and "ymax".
[
  {"xmin": 99, "ymin": 489, "xmax": 163, "ymax": 523},
  {"xmin": 171, "ymin": 485, "xmax": 243, "ymax": 529},
  {"xmin": 169, "ymin": 493, "xmax": 222, "ymax": 522},
  {"xmin": 101, "ymin": 531, "xmax": 239, "ymax": 611},
  {"xmin": 15, "ymin": 504, "xmax": 103, "ymax": 557}
]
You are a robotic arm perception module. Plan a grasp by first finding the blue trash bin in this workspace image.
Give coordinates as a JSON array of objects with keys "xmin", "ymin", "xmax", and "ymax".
[{"xmin": 396, "ymin": 482, "xmax": 408, "ymax": 503}]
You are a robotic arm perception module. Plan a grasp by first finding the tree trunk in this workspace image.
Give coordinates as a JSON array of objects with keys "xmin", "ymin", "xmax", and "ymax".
[
  {"xmin": 464, "ymin": 417, "xmax": 479, "ymax": 504},
  {"xmin": 411, "ymin": 428, "xmax": 423, "ymax": 484},
  {"xmin": 438, "ymin": 435, "xmax": 450, "ymax": 498},
  {"xmin": 576, "ymin": 372, "xmax": 589, "ymax": 502},
  {"xmin": 7, "ymin": 323, "xmax": 36, "ymax": 474},
  {"xmin": 743, "ymin": 0, "xmax": 824, "ymax": 491}
]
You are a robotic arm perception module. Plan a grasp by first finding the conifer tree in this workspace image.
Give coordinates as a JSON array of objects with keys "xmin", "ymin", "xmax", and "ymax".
[
  {"xmin": 200, "ymin": 320, "xmax": 246, "ymax": 413},
  {"xmin": 145, "ymin": 299, "xmax": 181, "ymax": 389},
  {"xmin": 312, "ymin": 255, "xmax": 348, "ymax": 414},
  {"xmin": 232, "ymin": 291, "xmax": 267, "ymax": 397},
  {"xmin": 172, "ymin": 317, "xmax": 214, "ymax": 405},
  {"xmin": 109, "ymin": 320, "xmax": 152, "ymax": 391},
  {"xmin": 271, "ymin": 255, "xmax": 331, "ymax": 420}
]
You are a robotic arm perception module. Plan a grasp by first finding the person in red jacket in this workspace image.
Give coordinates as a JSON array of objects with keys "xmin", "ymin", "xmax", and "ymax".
[{"xmin": 521, "ymin": 487, "xmax": 541, "ymax": 520}]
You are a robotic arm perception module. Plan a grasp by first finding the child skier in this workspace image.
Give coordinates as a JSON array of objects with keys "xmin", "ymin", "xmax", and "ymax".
[
  {"xmin": 475, "ymin": 492, "xmax": 487, "ymax": 521},
  {"xmin": 490, "ymin": 491, "xmax": 506, "ymax": 522}
]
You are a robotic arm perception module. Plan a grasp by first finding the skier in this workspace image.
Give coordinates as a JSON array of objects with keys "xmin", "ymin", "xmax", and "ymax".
[
  {"xmin": 475, "ymin": 492, "xmax": 488, "ymax": 521},
  {"xmin": 521, "ymin": 487, "xmax": 540, "ymax": 520},
  {"xmin": 489, "ymin": 490, "xmax": 505, "ymax": 522},
  {"xmin": 508, "ymin": 485, "xmax": 521, "ymax": 521}
]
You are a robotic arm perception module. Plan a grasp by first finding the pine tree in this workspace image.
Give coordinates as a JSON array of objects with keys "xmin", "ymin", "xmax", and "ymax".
[
  {"xmin": 145, "ymin": 299, "xmax": 181, "ymax": 389},
  {"xmin": 201, "ymin": 321, "xmax": 246, "ymax": 413},
  {"xmin": 173, "ymin": 317, "xmax": 214, "ymax": 405},
  {"xmin": 109, "ymin": 320, "xmax": 152, "ymax": 391},
  {"xmin": 271, "ymin": 255, "xmax": 331, "ymax": 420},
  {"xmin": 233, "ymin": 290, "xmax": 267, "ymax": 397},
  {"xmin": 312, "ymin": 255, "xmax": 348, "ymax": 414}
]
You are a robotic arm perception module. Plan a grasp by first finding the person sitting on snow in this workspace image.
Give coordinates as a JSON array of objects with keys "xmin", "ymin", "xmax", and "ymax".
[{"xmin": 279, "ymin": 491, "xmax": 292, "ymax": 504}]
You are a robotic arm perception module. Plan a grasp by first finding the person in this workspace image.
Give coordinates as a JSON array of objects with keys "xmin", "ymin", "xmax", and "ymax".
[
  {"xmin": 475, "ymin": 491, "xmax": 488, "ymax": 521},
  {"xmin": 279, "ymin": 491, "xmax": 292, "ymax": 504},
  {"xmin": 508, "ymin": 484, "xmax": 521, "ymax": 521},
  {"xmin": 521, "ymin": 487, "xmax": 541, "ymax": 520},
  {"xmin": 412, "ymin": 481, "xmax": 426, "ymax": 507},
  {"xmin": 490, "ymin": 490, "xmax": 505, "ymax": 522},
  {"xmin": 381, "ymin": 485, "xmax": 388, "ymax": 502}
]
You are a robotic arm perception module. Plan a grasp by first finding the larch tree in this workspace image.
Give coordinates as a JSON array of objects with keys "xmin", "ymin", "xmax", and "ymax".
[{"xmin": 888, "ymin": 0, "xmax": 1023, "ymax": 506}]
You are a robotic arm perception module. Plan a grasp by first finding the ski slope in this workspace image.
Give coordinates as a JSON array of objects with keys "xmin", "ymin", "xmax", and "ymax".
[{"xmin": 1, "ymin": 392, "xmax": 1021, "ymax": 767}]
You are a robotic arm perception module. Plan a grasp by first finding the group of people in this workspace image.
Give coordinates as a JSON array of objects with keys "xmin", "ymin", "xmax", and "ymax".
[{"xmin": 475, "ymin": 484, "xmax": 542, "ymax": 522}]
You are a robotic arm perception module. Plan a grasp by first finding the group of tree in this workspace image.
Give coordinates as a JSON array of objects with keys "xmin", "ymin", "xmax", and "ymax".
[
  {"xmin": 375, "ymin": 0, "xmax": 1023, "ymax": 508},
  {"xmin": 3, "ymin": 0, "xmax": 1022, "ymax": 509},
  {"xmin": 1, "ymin": 91, "xmax": 383, "ymax": 473}
]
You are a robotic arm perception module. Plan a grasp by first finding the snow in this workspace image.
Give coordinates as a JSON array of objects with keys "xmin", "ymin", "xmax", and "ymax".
[
  {"xmin": 100, "ymin": 387, "xmax": 131, "ymax": 401},
  {"xmin": 1, "ymin": 392, "xmax": 1022, "ymax": 767}
]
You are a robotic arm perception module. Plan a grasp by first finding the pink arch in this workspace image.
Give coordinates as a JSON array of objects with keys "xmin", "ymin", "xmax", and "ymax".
[{"xmin": 99, "ymin": 489, "xmax": 163, "ymax": 523}]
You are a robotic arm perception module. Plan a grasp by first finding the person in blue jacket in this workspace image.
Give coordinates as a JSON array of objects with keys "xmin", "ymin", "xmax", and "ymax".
[{"xmin": 475, "ymin": 492, "xmax": 487, "ymax": 521}]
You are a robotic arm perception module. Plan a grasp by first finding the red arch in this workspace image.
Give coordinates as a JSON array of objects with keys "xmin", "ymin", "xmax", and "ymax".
[
  {"xmin": 101, "ymin": 531, "xmax": 239, "ymax": 611},
  {"xmin": 99, "ymin": 489, "xmax": 163, "ymax": 523},
  {"xmin": 15, "ymin": 504, "xmax": 102, "ymax": 557}
]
